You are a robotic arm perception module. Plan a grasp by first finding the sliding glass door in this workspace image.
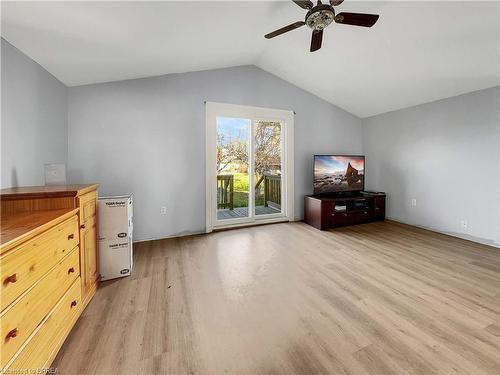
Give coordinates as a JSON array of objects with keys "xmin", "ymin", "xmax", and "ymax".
[
  {"xmin": 216, "ymin": 117, "xmax": 251, "ymax": 221},
  {"xmin": 206, "ymin": 103, "xmax": 294, "ymax": 231},
  {"xmin": 254, "ymin": 120, "xmax": 282, "ymax": 216}
]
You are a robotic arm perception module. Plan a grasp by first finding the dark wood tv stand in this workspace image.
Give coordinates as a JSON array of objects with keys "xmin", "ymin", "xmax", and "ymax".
[{"xmin": 304, "ymin": 192, "xmax": 386, "ymax": 230}]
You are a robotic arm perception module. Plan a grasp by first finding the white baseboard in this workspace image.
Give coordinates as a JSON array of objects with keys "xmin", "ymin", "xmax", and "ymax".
[
  {"xmin": 133, "ymin": 217, "xmax": 303, "ymax": 243},
  {"xmin": 133, "ymin": 218, "xmax": 499, "ymax": 250},
  {"xmin": 132, "ymin": 230, "xmax": 205, "ymax": 244},
  {"xmin": 387, "ymin": 217, "xmax": 500, "ymax": 249}
]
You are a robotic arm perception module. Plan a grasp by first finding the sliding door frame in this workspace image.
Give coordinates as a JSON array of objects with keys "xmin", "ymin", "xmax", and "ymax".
[{"xmin": 205, "ymin": 102, "xmax": 294, "ymax": 233}]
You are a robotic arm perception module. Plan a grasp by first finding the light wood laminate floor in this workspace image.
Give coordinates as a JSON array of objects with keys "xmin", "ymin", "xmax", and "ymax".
[{"xmin": 52, "ymin": 221, "xmax": 500, "ymax": 375}]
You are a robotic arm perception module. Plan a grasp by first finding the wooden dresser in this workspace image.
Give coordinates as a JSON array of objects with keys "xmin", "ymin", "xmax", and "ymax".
[
  {"xmin": 0, "ymin": 184, "xmax": 99, "ymax": 307},
  {"xmin": 0, "ymin": 208, "xmax": 83, "ymax": 372}
]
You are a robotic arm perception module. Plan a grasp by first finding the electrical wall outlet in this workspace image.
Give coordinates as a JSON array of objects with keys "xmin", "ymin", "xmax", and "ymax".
[
  {"xmin": 160, "ymin": 206, "xmax": 167, "ymax": 215},
  {"xmin": 411, "ymin": 198, "xmax": 417, "ymax": 207},
  {"xmin": 460, "ymin": 220, "xmax": 468, "ymax": 230}
]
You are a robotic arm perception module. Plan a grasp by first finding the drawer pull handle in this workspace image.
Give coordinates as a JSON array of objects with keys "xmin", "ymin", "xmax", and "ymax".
[
  {"xmin": 4, "ymin": 274, "xmax": 17, "ymax": 284},
  {"xmin": 68, "ymin": 267, "xmax": 75, "ymax": 274},
  {"xmin": 70, "ymin": 300, "xmax": 78, "ymax": 308},
  {"xmin": 68, "ymin": 234, "xmax": 74, "ymax": 240},
  {"xmin": 6, "ymin": 328, "xmax": 18, "ymax": 340},
  {"xmin": 80, "ymin": 224, "xmax": 86, "ymax": 229}
]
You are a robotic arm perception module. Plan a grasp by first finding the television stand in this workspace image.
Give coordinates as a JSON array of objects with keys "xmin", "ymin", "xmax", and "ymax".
[{"xmin": 304, "ymin": 191, "xmax": 386, "ymax": 230}]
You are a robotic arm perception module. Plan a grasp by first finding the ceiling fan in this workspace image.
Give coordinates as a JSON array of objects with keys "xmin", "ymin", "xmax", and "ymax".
[{"xmin": 265, "ymin": 0, "xmax": 379, "ymax": 52}]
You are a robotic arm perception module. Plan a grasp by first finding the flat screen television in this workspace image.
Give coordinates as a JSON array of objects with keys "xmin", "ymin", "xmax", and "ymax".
[{"xmin": 313, "ymin": 155, "xmax": 365, "ymax": 194}]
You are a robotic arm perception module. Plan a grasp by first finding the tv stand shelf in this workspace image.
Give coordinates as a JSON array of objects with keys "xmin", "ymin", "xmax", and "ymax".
[{"xmin": 304, "ymin": 192, "xmax": 386, "ymax": 230}]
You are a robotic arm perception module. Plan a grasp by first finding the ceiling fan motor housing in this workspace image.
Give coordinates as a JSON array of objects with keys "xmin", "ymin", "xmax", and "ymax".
[{"xmin": 305, "ymin": 4, "xmax": 335, "ymax": 30}]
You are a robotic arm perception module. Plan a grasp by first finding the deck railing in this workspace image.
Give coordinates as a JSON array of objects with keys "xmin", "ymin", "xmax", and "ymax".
[
  {"xmin": 263, "ymin": 174, "xmax": 281, "ymax": 209},
  {"xmin": 217, "ymin": 173, "xmax": 281, "ymax": 211},
  {"xmin": 217, "ymin": 175, "xmax": 234, "ymax": 210}
]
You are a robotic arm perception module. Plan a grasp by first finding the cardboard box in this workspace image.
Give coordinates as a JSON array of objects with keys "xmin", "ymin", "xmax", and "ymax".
[
  {"xmin": 99, "ymin": 239, "xmax": 133, "ymax": 280},
  {"xmin": 98, "ymin": 195, "xmax": 133, "ymax": 242},
  {"xmin": 98, "ymin": 195, "xmax": 133, "ymax": 281}
]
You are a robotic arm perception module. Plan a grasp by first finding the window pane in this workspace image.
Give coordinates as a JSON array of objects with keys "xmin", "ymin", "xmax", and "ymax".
[
  {"xmin": 216, "ymin": 117, "xmax": 250, "ymax": 220},
  {"xmin": 254, "ymin": 121, "xmax": 282, "ymax": 216}
]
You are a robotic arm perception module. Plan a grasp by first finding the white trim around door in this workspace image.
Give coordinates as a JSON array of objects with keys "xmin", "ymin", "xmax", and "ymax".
[{"xmin": 205, "ymin": 102, "xmax": 294, "ymax": 233}]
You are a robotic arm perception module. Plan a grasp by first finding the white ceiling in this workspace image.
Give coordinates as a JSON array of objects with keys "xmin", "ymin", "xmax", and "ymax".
[{"xmin": 1, "ymin": 1, "xmax": 499, "ymax": 117}]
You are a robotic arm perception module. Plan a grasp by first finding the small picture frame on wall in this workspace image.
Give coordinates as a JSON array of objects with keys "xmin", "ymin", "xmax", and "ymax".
[{"xmin": 44, "ymin": 163, "xmax": 67, "ymax": 185}]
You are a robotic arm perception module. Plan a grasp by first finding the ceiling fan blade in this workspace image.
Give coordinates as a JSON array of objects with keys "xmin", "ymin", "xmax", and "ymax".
[
  {"xmin": 334, "ymin": 12, "xmax": 379, "ymax": 27},
  {"xmin": 265, "ymin": 21, "xmax": 306, "ymax": 39},
  {"xmin": 292, "ymin": 0, "xmax": 314, "ymax": 10},
  {"xmin": 330, "ymin": 0, "xmax": 344, "ymax": 6},
  {"xmin": 310, "ymin": 29, "xmax": 323, "ymax": 52}
]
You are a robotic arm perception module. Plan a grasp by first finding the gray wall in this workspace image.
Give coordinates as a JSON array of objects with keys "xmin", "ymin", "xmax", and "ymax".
[
  {"xmin": 7, "ymin": 38, "xmax": 496, "ymax": 247},
  {"xmin": 68, "ymin": 66, "xmax": 362, "ymax": 241},
  {"xmin": 1, "ymin": 38, "xmax": 67, "ymax": 188},
  {"xmin": 362, "ymin": 87, "xmax": 500, "ymax": 246}
]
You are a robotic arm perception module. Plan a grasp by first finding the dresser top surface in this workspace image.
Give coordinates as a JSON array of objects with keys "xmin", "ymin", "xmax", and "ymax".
[
  {"xmin": 0, "ymin": 208, "xmax": 79, "ymax": 254},
  {"xmin": 0, "ymin": 184, "xmax": 98, "ymax": 199}
]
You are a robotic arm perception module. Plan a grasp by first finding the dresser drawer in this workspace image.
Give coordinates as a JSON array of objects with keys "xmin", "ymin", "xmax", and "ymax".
[
  {"xmin": 78, "ymin": 191, "xmax": 97, "ymax": 223},
  {"xmin": 0, "ymin": 215, "xmax": 79, "ymax": 311},
  {"xmin": 0, "ymin": 247, "xmax": 80, "ymax": 367},
  {"xmin": 330, "ymin": 211, "xmax": 352, "ymax": 227},
  {"xmin": 4, "ymin": 278, "xmax": 82, "ymax": 372},
  {"xmin": 351, "ymin": 210, "xmax": 372, "ymax": 223}
]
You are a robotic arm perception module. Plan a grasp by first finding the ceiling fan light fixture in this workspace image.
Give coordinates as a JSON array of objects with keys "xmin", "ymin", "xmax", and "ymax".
[{"xmin": 306, "ymin": 8, "xmax": 335, "ymax": 30}]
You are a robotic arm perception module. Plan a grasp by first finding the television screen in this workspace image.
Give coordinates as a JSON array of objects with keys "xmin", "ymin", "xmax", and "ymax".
[{"xmin": 314, "ymin": 155, "xmax": 365, "ymax": 194}]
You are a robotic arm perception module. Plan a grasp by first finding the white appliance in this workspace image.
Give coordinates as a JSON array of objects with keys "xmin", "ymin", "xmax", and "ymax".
[{"xmin": 98, "ymin": 195, "xmax": 133, "ymax": 281}]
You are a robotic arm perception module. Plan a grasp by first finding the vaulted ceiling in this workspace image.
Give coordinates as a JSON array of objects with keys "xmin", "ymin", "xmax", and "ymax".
[{"xmin": 2, "ymin": 1, "xmax": 499, "ymax": 117}]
